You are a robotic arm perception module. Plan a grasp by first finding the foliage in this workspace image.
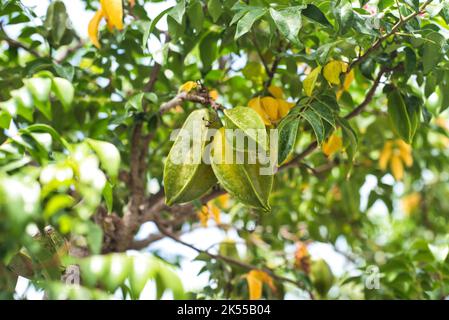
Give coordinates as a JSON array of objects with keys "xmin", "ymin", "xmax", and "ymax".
[{"xmin": 1, "ymin": 0, "xmax": 449, "ymax": 300}]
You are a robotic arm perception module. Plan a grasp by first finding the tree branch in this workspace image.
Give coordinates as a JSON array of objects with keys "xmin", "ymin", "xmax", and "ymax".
[
  {"xmin": 348, "ymin": 0, "xmax": 433, "ymax": 71},
  {"xmin": 159, "ymin": 91, "xmax": 224, "ymax": 114},
  {"xmin": 154, "ymin": 219, "xmax": 314, "ymax": 299},
  {"xmin": 0, "ymin": 22, "xmax": 41, "ymax": 58}
]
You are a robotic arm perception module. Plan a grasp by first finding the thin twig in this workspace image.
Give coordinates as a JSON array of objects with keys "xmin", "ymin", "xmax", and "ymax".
[{"xmin": 154, "ymin": 220, "xmax": 314, "ymax": 299}]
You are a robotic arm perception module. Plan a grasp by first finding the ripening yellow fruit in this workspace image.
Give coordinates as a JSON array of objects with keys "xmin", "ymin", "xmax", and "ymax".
[
  {"xmin": 379, "ymin": 140, "xmax": 412, "ymax": 180},
  {"xmin": 248, "ymin": 97, "xmax": 271, "ymax": 126},
  {"xmin": 268, "ymin": 85, "xmax": 284, "ymax": 99}
]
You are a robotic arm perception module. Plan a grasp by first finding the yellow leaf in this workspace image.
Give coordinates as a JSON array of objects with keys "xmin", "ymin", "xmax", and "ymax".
[
  {"xmin": 88, "ymin": 9, "xmax": 105, "ymax": 48},
  {"xmin": 260, "ymin": 96, "xmax": 279, "ymax": 121},
  {"xmin": 215, "ymin": 193, "xmax": 230, "ymax": 208},
  {"xmin": 277, "ymin": 99, "xmax": 295, "ymax": 118},
  {"xmin": 268, "ymin": 85, "xmax": 284, "ymax": 99},
  {"xmin": 209, "ymin": 90, "xmax": 219, "ymax": 100},
  {"xmin": 246, "ymin": 271, "xmax": 263, "ymax": 300},
  {"xmin": 179, "ymin": 81, "xmax": 198, "ymax": 93},
  {"xmin": 396, "ymin": 139, "xmax": 413, "ymax": 167},
  {"xmin": 246, "ymin": 270, "xmax": 276, "ymax": 300},
  {"xmin": 379, "ymin": 141, "xmax": 393, "ymax": 171},
  {"xmin": 248, "ymin": 97, "xmax": 271, "ymax": 126},
  {"xmin": 337, "ymin": 69, "xmax": 354, "ymax": 100},
  {"xmin": 323, "ymin": 60, "xmax": 343, "ymax": 85},
  {"xmin": 210, "ymin": 203, "xmax": 221, "ymax": 224},
  {"xmin": 304, "ymin": 66, "xmax": 322, "ymax": 97},
  {"xmin": 101, "ymin": 0, "xmax": 123, "ymax": 30},
  {"xmin": 197, "ymin": 206, "xmax": 209, "ymax": 227},
  {"xmin": 390, "ymin": 154, "xmax": 404, "ymax": 181},
  {"xmin": 402, "ymin": 192, "xmax": 421, "ymax": 216},
  {"xmin": 322, "ymin": 133, "xmax": 342, "ymax": 156}
]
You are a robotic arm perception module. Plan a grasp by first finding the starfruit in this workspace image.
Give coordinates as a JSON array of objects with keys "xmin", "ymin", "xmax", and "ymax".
[
  {"xmin": 211, "ymin": 128, "xmax": 272, "ymax": 211},
  {"xmin": 223, "ymin": 106, "xmax": 268, "ymax": 152},
  {"xmin": 164, "ymin": 109, "xmax": 220, "ymax": 205}
]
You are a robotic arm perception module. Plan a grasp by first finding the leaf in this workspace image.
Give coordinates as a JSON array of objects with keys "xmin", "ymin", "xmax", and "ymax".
[
  {"xmin": 208, "ymin": 0, "xmax": 222, "ymax": 22},
  {"xmin": 422, "ymin": 32, "xmax": 444, "ymax": 74},
  {"xmin": 11, "ymin": 87, "xmax": 33, "ymax": 121},
  {"xmin": 169, "ymin": 0, "xmax": 186, "ymax": 25},
  {"xmin": 44, "ymin": 194, "xmax": 75, "ymax": 219},
  {"xmin": 103, "ymin": 254, "xmax": 132, "ymax": 292},
  {"xmin": 303, "ymin": 66, "xmax": 322, "ymax": 97},
  {"xmin": 129, "ymin": 256, "xmax": 157, "ymax": 299},
  {"xmin": 322, "ymin": 132, "xmax": 342, "ymax": 157},
  {"xmin": 187, "ymin": 0, "xmax": 204, "ymax": 32},
  {"xmin": 235, "ymin": 8, "xmax": 266, "ymax": 40},
  {"xmin": 211, "ymin": 128, "xmax": 273, "ymax": 211},
  {"xmin": 101, "ymin": 0, "xmax": 123, "ymax": 30},
  {"xmin": 224, "ymin": 106, "xmax": 268, "ymax": 151},
  {"xmin": 52, "ymin": 77, "xmax": 74, "ymax": 111},
  {"xmin": 269, "ymin": 6, "xmax": 305, "ymax": 43},
  {"xmin": 0, "ymin": 110, "xmax": 12, "ymax": 129},
  {"xmin": 310, "ymin": 100, "xmax": 336, "ymax": 127},
  {"xmin": 24, "ymin": 77, "xmax": 51, "ymax": 103},
  {"xmin": 142, "ymin": 7, "xmax": 172, "ymax": 51},
  {"xmin": 44, "ymin": 1, "xmax": 69, "ymax": 46},
  {"xmin": 323, "ymin": 60, "xmax": 344, "ymax": 85},
  {"xmin": 428, "ymin": 244, "xmax": 449, "ymax": 262},
  {"xmin": 125, "ymin": 92, "xmax": 144, "ymax": 112},
  {"xmin": 88, "ymin": 9, "xmax": 104, "ymax": 48},
  {"xmin": 164, "ymin": 109, "xmax": 220, "ymax": 205},
  {"xmin": 387, "ymin": 90, "xmax": 412, "ymax": 143},
  {"xmin": 333, "ymin": 1, "xmax": 354, "ymax": 35},
  {"xmin": 86, "ymin": 138, "xmax": 121, "ymax": 180},
  {"xmin": 338, "ymin": 117, "xmax": 358, "ymax": 160},
  {"xmin": 200, "ymin": 32, "xmax": 219, "ymax": 70},
  {"xmin": 302, "ymin": 4, "xmax": 332, "ymax": 27},
  {"xmin": 102, "ymin": 181, "xmax": 113, "ymax": 213},
  {"xmin": 277, "ymin": 116, "xmax": 300, "ymax": 166},
  {"xmin": 245, "ymin": 270, "xmax": 276, "ymax": 300},
  {"xmin": 302, "ymin": 108, "xmax": 325, "ymax": 144}
]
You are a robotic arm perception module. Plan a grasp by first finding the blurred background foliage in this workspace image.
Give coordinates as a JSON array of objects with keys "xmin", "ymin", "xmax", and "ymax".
[{"xmin": 1, "ymin": 0, "xmax": 449, "ymax": 300}]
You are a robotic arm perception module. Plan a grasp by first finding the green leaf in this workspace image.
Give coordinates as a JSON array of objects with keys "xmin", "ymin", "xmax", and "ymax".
[
  {"xmin": 422, "ymin": 32, "xmax": 444, "ymax": 74},
  {"xmin": 428, "ymin": 244, "xmax": 449, "ymax": 262},
  {"xmin": 208, "ymin": 0, "xmax": 222, "ymax": 22},
  {"xmin": 86, "ymin": 139, "xmax": 121, "ymax": 180},
  {"xmin": 44, "ymin": 194, "xmax": 75, "ymax": 219},
  {"xmin": 333, "ymin": 1, "xmax": 354, "ymax": 35},
  {"xmin": 0, "ymin": 110, "xmax": 12, "ymax": 129},
  {"xmin": 169, "ymin": 0, "xmax": 186, "ymax": 25},
  {"xmin": 102, "ymin": 181, "xmax": 113, "ymax": 214},
  {"xmin": 302, "ymin": 4, "xmax": 332, "ymax": 27},
  {"xmin": 164, "ymin": 109, "xmax": 220, "ymax": 205},
  {"xmin": 44, "ymin": 0, "xmax": 69, "ymax": 47},
  {"xmin": 387, "ymin": 89, "xmax": 412, "ymax": 143},
  {"xmin": 269, "ymin": 6, "xmax": 305, "ymax": 44},
  {"xmin": 338, "ymin": 117, "xmax": 358, "ymax": 160},
  {"xmin": 277, "ymin": 116, "xmax": 300, "ymax": 166},
  {"xmin": 52, "ymin": 77, "xmax": 74, "ymax": 111},
  {"xmin": 103, "ymin": 254, "xmax": 132, "ymax": 292},
  {"xmin": 125, "ymin": 93, "xmax": 144, "ymax": 112},
  {"xmin": 142, "ymin": 7, "xmax": 172, "ymax": 51},
  {"xmin": 235, "ymin": 8, "xmax": 266, "ymax": 40},
  {"xmin": 200, "ymin": 32, "xmax": 219, "ymax": 70},
  {"xmin": 310, "ymin": 100, "xmax": 336, "ymax": 127},
  {"xmin": 187, "ymin": 0, "xmax": 204, "ymax": 33},
  {"xmin": 302, "ymin": 108, "xmax": 325, "ymax": 144},
  {"xmin": 11, "ymin": 87, "xmax": 33, "ymax": 121},
  {"xmin": 129, "ymin": 256, "xmax": 158, "ymax": 299},
  {"xmin": 24, "ymin": 77, "xmax": 52, "ymax": 120}
]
